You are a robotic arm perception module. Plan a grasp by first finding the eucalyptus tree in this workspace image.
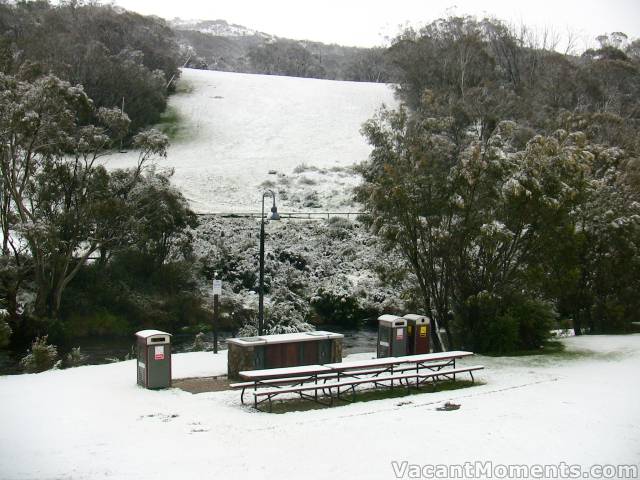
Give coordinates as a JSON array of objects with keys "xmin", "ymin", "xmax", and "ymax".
[
  {"xmin": 357, "ymin": 106, "xmax": 606, "ymax": 352},
  {"xmin": 0, "ymin": 73, "xmax": 167, "ymax": 321}
]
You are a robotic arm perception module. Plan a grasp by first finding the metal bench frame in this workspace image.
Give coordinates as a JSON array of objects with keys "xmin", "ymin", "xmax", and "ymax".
[
  {"xmin": 251, "ymin": 365, "xmax": 484, "ymax": 412},
  {"xmin": 230, "ymin": 360, "xmax": 454, "ymax": 404}
]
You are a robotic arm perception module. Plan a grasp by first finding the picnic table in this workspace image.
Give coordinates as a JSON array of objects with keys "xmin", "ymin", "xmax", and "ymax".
[{"xmin": 232, "ymin": 351, "xmax": 483, "ymax": 411}]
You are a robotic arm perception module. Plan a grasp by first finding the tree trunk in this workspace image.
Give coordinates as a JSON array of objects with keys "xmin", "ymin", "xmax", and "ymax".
[{"xmin": 573, "ymin": 310, "xmax": 582, "ymax": 336}]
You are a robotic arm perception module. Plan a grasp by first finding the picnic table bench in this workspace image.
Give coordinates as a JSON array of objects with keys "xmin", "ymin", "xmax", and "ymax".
[{"xmin": 231, "ymin": 351, "xmax": 483, "ymax": 411}]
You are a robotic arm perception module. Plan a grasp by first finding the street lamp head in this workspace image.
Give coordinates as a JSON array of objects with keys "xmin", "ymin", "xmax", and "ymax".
[
  {"xmin": 267, "ymin": 190, "xmax": 280, "ymax": 220},
  {"xmin": 269, "ymin": 204, "xmax": 280, "ymax": 221}
]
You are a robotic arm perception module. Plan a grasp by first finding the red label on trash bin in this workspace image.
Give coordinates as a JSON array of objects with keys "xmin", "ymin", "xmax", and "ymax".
[{"xmin": 154, "ymin": 345, "xmax": 164, "ymax": 360}]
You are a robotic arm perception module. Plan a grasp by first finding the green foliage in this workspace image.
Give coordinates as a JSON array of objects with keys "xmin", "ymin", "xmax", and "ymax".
[
  {"xmin": 64, "ymin": 347, "xmax": 88, "ymax": 368},
  {"xmin": 61, "ymin": 251, "xmax": 208, "ymax": 337},
  {"xmin": 477, "ymin": 314, "xmax": 520, "ymax": 355},
  {"xmin": 0, "ymin": 1, "xmax": 181, "ymax": 133},
  {"xmin": 310, "ymin": 287, "xmax": 373, "ymax": 328},
  {"xmin": 376, "ymin": 19, "xmax": 640, "ymax": 347},
  {"xmin": 514, "ymin": 300, "xmax": 556, "ymax": 350},
  {"xmin": 0, "ymin": 311, "xmax": 11, "ymax": 348},
  {"xmin": 177, "ymin": 23, "xmax": 390, "ymax": 82},
  {"xmin": 248, "ymin": 41, "xmax": 326, "ymax": 78},
  {"xmin": 192, "ymin": 332, "xmax": 206, "ymax": 352},
  {"xmin": 386, "ymin": 17, "xmax": 640, "ymax": 143},
  {"xmin": 155, "ymin": 106, "xmax": 185, "ymax": 141},
  {"xmin": 0, "ymin": 73, "xmax": 130, "ymax": 319},
  {"xmin": 326, "ymin": 217, "xmax": 355, "ymax": 241},
  {"xmin": 65, "ymin": 311, "xmax": 130, "ymax": 338},
  {"xmin": 359, "ymin": 95, "xmax": 639, "ymax": 350},
  {"xmin": 0, "ymin": 71, "xmax": 179, "ymax": 328},
  {"xmin": 463, "ymin": 295, "xmax": 555, "ymax": 354},
  {"xmin": 127, "ymin": 171, "xmax": 198, "ymax": 267},
  {"xmin": 20, "ymin": 335, "xmax": 58, "ymax": 373}
]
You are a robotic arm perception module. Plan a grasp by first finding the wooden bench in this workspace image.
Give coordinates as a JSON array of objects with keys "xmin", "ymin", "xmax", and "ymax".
[{"xmin": 252, "ymin": 365, "xmax": 484, "ymax": 411}]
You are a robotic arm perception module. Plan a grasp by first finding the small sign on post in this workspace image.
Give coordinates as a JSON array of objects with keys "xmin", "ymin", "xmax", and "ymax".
[{"xmin": 213, "ymin": 279, "xmax": 222, "ymax": 296}]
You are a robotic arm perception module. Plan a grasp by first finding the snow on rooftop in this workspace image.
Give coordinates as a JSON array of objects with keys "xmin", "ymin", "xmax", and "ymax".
[{"xmin": 102, "ymin": 68, "xmax": 397, "ymax": 213}]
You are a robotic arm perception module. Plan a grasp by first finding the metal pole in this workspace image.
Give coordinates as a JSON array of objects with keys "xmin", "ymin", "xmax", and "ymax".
[
  {"xmin": 258, "ymin": 195, "xmax": 266, "ymax": 336},
  {"xmin": 258, "ymin": 190, "xmax": 279, "ymax": 337},
  {"xmin": 213, "ymin": 293, "xmax": 219, "ymax": 354}
]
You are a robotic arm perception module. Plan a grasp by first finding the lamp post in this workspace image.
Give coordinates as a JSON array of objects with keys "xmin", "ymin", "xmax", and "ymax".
[{"xmin": 258, "ymin": 190, "xmax": 280, "ymax": 336}]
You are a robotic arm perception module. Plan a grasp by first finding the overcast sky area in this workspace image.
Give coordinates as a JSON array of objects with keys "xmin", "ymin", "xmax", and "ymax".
[{"xmin": 111, "ymin": 0, "xmax": 640, "ymax": 51}]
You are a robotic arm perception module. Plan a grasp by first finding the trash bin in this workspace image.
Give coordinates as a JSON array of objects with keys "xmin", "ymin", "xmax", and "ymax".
[
  {"xmin": 377, "ymin": 314, "xmax": 407, "ymax": 358},
  {"xmin": 404, "ymin": 314, "xmax": 431, "ymax": 355},
  {"xmin": 136, "ymin": 330, "xmax": 172, "ymax": 389}
]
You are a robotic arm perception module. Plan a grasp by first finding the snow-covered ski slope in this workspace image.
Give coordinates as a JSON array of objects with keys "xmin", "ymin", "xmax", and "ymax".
[{"xmin": 103, "ymin": 68, "xmax": 397, "ymax": 213}]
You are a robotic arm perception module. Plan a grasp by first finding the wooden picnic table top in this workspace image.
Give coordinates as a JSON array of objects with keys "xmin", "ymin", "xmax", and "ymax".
[
  {"xmin": 399, "ymin": 351, "xmax": 474, "ymax": 363},
  {"xmin": 323, "ymin": 357, "xmax": 403, "ymax": 371},
  {"xmin": 324, "ymin": 350, "xmax": 473, "ymax": 371},
  {"xmin": 239, "ymin": 351, "xmax": 475, "ymax": 381},
  {"xmin": 239, "ymin": 364, "xmax": 332, "ymax": 380}
]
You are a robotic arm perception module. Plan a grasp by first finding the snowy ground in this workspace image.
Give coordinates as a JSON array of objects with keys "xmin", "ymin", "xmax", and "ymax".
[
  {"xmin": 1, "ymin": 334, "xmax": 639, "ymax": 480},
  {"xmin": 101, "ymin": 69, "xmax": 396, "ymax": 213}
]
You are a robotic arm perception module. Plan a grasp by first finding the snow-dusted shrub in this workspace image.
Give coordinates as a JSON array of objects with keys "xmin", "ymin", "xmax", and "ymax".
[
  {"xmin": 299, "ymin": 176, "xmax": 317, "ymax": 186},
  {"xmin": 513, "ymin": 299, "xmax": 556, "ymax": 349},
  {"xmin": 326, "ymin": 216, "xmax": 354, "ymax": 240},
  {"xmin": 260, "ymin": 180, "xmax": 276, "ymax": 189},
  {"xmin": 456, "ymin": 293, "xmax": 554, "ymax": 354},
  {"xmin": 478, "ymin": 313, "xmax": 520, "ymax": 354},
  {"xmin": 236, "ymin": 319, "xmax": 258, "ymax": 337},
  {"xmin": 194, "ymin": 216, "xmax": 407, "ymax": 332},
  {"xmin": 282, "ymin": 266, "xmax": 306, "ymax": 294},
  {"xmin": 236, "ymin": 293, "xmax": 313, "ymax": 336},
  {"xmin": 276, "ymin": 249, "xmax": 308, "ymax": 271},
  {"xmin": 0, "ymin": 310, "xmax": 11, "ymax": 348},
  {"xmin": 192, "ymin": 332, "xmax": 206, "ymax": 351},
  {"xmin": 310, "ymin": 282, "xmax": 375, "ymax": 328},
  {"xmin": 293, "ymin": 163, "xmax": 316, "ymax": 174},
  {"xmin": 64, "ymin": 347, "xmax": 88, "ymax": 368},
  {"xmin": 265, "ymin": 301, "xmax": 314, "ymax": 334},
  {"xmin": 105, "ymin": 346, "xmax": 136, "ymax": 363},
  {"xmin": 302, "ymin": 190, "xmax": 321, "ymax": 207},
  {"xmin": 20, "ymin": 336, "xmax": 58, "ymax": 373}
]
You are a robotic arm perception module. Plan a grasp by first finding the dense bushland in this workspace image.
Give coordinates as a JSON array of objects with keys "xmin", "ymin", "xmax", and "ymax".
[
  {"xmin": 358, "ymin": 18, "xmax": 640, "ymax": 353},
  {"xmin": 0, "ymin": 0, "xmax": 182, "ymax": 132}
]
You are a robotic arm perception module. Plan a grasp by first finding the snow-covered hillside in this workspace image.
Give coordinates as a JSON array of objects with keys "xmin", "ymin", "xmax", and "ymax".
[
  {"xmin": 103, "ymin": 68, "xmax": 397, "ymax": 213},
  {"xmin": 171, "ymin": 19, "xmax": 273, "ymax": 39},
  {"xmin": 1, "ymin": 335, "xmax": 639, "ymax": 480}
]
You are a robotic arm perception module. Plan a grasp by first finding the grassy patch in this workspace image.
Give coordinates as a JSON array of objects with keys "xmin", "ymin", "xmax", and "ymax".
[
  {"xmin": 293, "ymin": 163, "xmax": 317, "ymax": 174},
  {"xmin": 482, "ymin": 340, "xmax": 567, "ymax": 358},
  {"xmin": 298, "ymin": 176, "xmax": 317, "ymax": 186},
  {"xmin": 174, "ymin": 79, "xmax": 194, "ymax": 94},
  {"xmin": 155, "ymin": 106, "xmax": 186, "ymax": 141},
  {"xmin": 266, "ymin": 379, "xmax": 482, "ymax": 414},
  {"xmin": 479, "ymin": 339, "xmax": 628, "ymax": 369}
]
